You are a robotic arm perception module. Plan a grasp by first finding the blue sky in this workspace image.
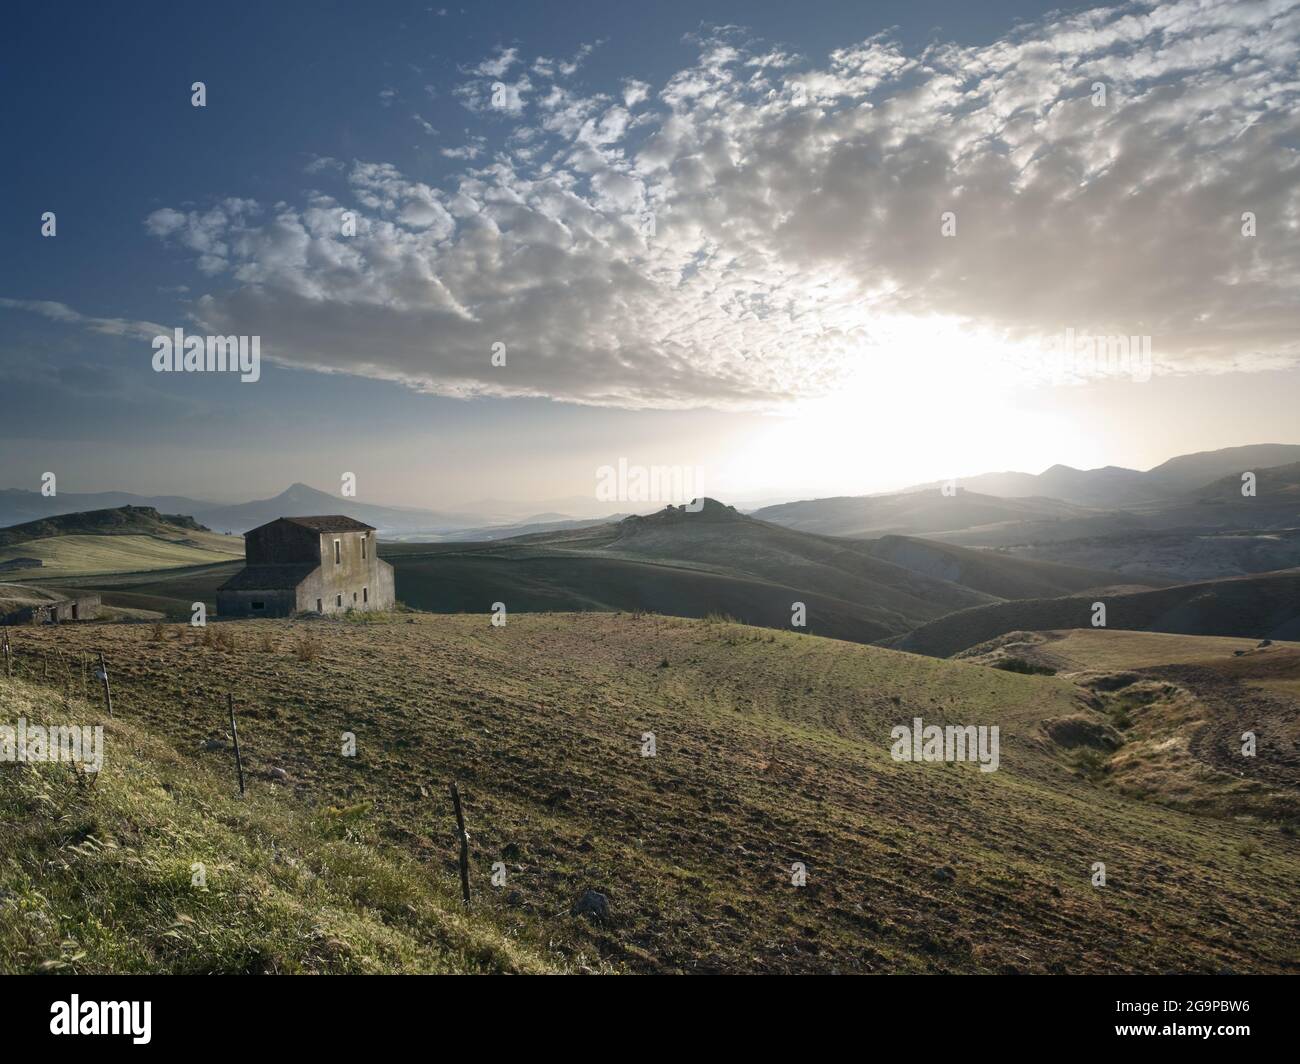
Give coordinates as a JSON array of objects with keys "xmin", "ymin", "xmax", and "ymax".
[{"xmin": 3, "ymin": 0, "xmax": 1298, "ymax": 509}]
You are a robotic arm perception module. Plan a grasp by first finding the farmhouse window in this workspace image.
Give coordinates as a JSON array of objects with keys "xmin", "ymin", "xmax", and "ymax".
[
  {"xmin": 336, "ymin": 594, "xmax": 343, "ymax": 607},
  {"xmin": 252, "ymin": 601, "xmax": 265, "ymax": 611},
  {"xmin": 363, "ymin": 586, "xmax": 368, "ymax": 604},
  {"xmin": 334, "ymin": 539, "xmax": 341, "ymax": 564},
  {"xmin": 362, "ymin": 536, "xmax": 367, "ymax": 560},
  {"xmin": 316, "ymin": 599, "xmax": 322, "ymax": 612}
]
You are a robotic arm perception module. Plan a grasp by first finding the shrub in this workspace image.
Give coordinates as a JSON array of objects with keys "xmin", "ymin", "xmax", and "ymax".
[
  {"xmin": 1071, "ymin": 748, "xmax": 1110, "ymax": 781},
  {"xmin": 991, "ymin": 657, "xmax": 1056, "ymax": 676}
]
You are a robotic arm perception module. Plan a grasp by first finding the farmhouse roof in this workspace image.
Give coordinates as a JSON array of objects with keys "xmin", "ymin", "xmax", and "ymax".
[
  {"xmin": 263, "ymin": 515, "xmax": 376, "ymax": 533},
  {"xmin": 217, "ymin": 564, "xmax": 318, "ymax": 591}
]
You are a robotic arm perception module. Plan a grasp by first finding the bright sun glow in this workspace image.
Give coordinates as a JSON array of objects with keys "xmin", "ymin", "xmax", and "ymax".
[{"xmin": 717, "ymin": 318, "xmax": 1071, "ymax": 499}]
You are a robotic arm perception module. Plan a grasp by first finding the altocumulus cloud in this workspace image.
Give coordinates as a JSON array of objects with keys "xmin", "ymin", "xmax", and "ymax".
[{"xmin": 135, "ymin": 0, "xmax": 1298, "ymax": 410}]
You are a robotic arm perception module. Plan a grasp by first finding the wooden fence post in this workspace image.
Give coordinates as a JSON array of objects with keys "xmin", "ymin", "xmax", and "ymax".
[
  {"xmin": 97, "ymin": 652, "xmax": 113, "ymax": 718},
  {"xmin": 449, "ymin": 782, "xmax": 471, "ymax": 906},
  {"xmin": 2, "ymin": 630, "xmax": 10, "ymax": 679},
  {"xmin": 228, "ymin": 693, "xmax": 245, "ymax": 798}
]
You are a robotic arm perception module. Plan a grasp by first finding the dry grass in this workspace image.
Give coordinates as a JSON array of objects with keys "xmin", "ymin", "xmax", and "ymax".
[
  {"xmin": 0, "ymin": 677, "xmax": 569, "ymax": 974},
  {"xmin": 5, "ymin": 614, "xmax": 1298, "ymax": 974}
]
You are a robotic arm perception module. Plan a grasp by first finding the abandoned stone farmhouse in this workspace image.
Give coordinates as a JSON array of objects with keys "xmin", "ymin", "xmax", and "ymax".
[{"xmin": 216, "ymin": 516, "xmax": 395, "ymax": 618}]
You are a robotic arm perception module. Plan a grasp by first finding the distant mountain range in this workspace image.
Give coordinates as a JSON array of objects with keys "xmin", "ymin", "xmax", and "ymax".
[
  {"xmin": 0, "ymin": 483, "xmax": 490, "ymax": 535},
  {"xmin": 191, "ymin": 483, "xmax": 487, "ymax": 535},
  {"xmin": 0, "ymin": 482, "xmax": 634, "ymax": 535},
  {"xmin": 753, "ymin": 446, "xmax": 1300, "ymax": 551},
  {"xmin": 897, "ymin": 443, "xmax": 1300, "ymax": 508},
  {"xmin": 4, "ymin": 444, "xmax": 1299, "ymax": 542}
]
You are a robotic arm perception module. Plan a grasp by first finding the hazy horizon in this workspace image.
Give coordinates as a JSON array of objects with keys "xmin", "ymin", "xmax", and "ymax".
[{"xmin": 6, "ymin": 435, "xmax": 1300, "ymax": 515}]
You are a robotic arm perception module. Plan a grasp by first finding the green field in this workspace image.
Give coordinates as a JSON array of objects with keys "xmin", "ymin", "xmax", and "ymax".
[
  {"xmin": 1, "ymin": 533, "xmax": 242, "ymax": 579},
  {"xmin": 3, "ymin": 613, "xmax": 1296, "ymax": 973}
]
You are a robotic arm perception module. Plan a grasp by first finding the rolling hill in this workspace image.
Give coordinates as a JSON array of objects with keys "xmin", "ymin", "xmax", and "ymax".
[
  {"xmin": 993, "ymin": 528, "xmax": 1300, "ymax": 584},
  {"xmin": 0, "ymin": 489, "xmax": 216, "ymax": 531},
  {"xmin": 939, "ymin": 464, "xmax": 1300, "ymax": 574},
  {"xmin": 44, "ymin": 499, "xmax": 1139, "ymax": 637},
  {"xmin": 0, "ymin": 505, "xmax": 213, "ymax": 547},
  {"xmin": 4, "ymin": 613, "xmax": 1295, "ymax": 973},
  {"xmin": 382, "ymin": 499, "xmax": 1017, "ymax": 643},
  {"xmin": 750, "ymin": 489, "xmax": 1091, "ymax": 539},
  {"xmin": 1146, "ymin": 445, "xmax": 1300, "ymax": 492},
  {"xmin": 1181, "ymin": 461, "xmax": 1300, "ymax": 504},
  {"xmin": 892, "ymin": 569, "xmax": 1300, "ymax": 658},
  {"xmin": 427, "ymin": 513, "xmax": 634, "ymax": 542},
  {"xmin": 862, "ymin": 534, "xmax": 1151, "ymax": 599},
  {"xmin": 0, "ymin": 507, "xmax": 243, "ymax": 580}
]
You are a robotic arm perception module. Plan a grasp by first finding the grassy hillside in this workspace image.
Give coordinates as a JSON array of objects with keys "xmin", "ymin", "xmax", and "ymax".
[
  {"xmin": 1151, "ymin": 446, "xmax": 1300, "ymax": 492},
  {"xmin": 864, "ymin": 534, "xmax": 1147, "ymax": 599},
  {"xmin": 751, "ymin": 488, "xmax": 1091, "ymax": 538},
  {"xmin": 994, "ymin": 528, "xmax": 1300, "ymax": 584},
  {"xmin": 0, "ymin": 676, "xmax": 571, "ymax": 973},
  {"xmin": 0, "ymin": 505, "xmax": 243, "ymax": 580},
  {"xmin": 893, "ymin": 569, "xmax": 1300, "ymax": 658},
  {"xmin": 960, "ymin": 628, "xmax": 1295, "ymax": 672},
  {"xmin": 0, "ymin": 505, "xmax": 211, "ymax": 546},
  {"xmin": 384, "ymin": 500, "xmax": 1002, "ymax": 644},
  {"xmin": 956, "ymin": 629, "xmax": 1300, "ymax": 823},
  {"xmin": 4, "ymin": 614, "xmax": 1297, "ymax": 973},
  {"xmin": 0, "ymin": 535, "xmax": 242, "ymax": 579},
  {"xmin": 384, "ymin": 547, "xmax": 910, "ymax": 643},
  {"xmin": 1182, "ymin": 461, "xmax": 1300, "ymax": 504}
]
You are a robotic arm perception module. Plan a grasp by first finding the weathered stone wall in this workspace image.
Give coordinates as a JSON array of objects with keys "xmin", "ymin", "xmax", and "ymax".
[
  {"xmin": 298, "ymin": 531, "xmax": 394, "ymax": 613},
  {"xmin": 216, "ymin": 587, "xmax": 298, "ymax": 618}
]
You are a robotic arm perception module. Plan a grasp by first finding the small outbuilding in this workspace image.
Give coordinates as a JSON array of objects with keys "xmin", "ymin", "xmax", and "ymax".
[
  {"xmin": 216, "ymin": 516, "xmax": 395, "ymax": 618},
  {"xmin": 0, "ymin": 585, "xmax": 100, "ymax": 625}
]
